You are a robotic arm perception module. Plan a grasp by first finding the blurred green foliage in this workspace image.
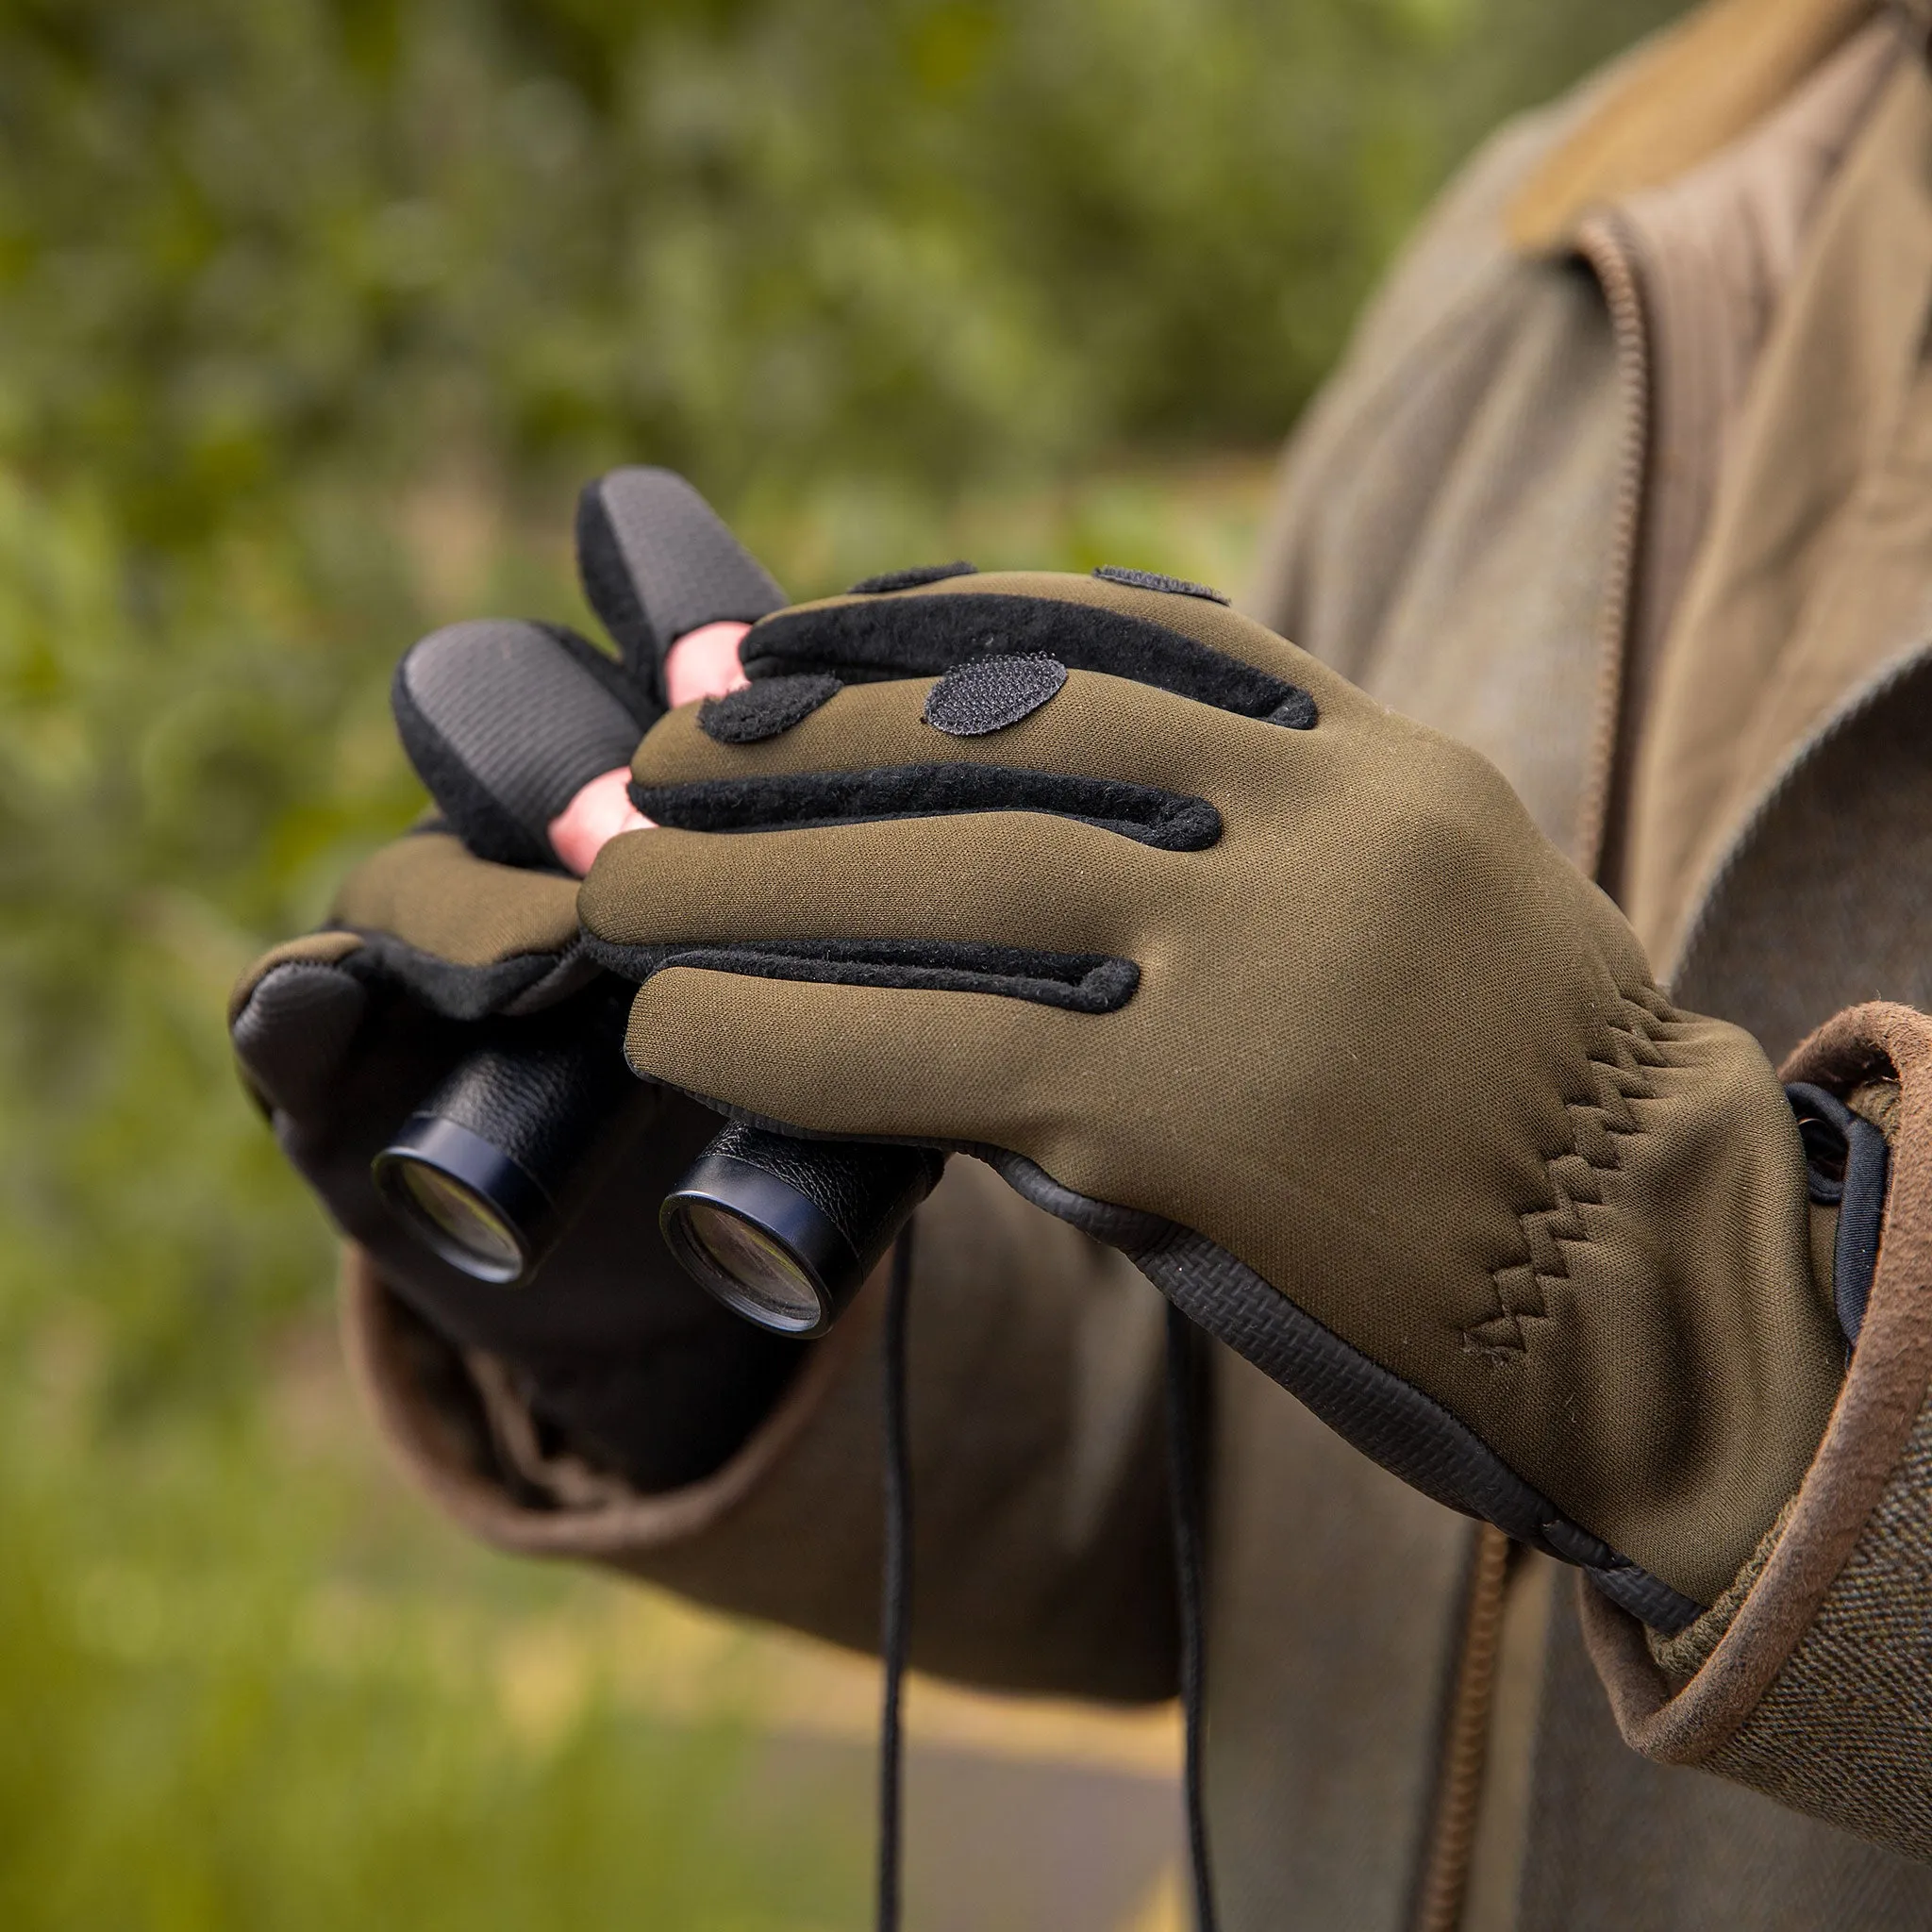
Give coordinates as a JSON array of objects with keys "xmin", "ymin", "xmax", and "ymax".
[
  {"xmin": 0, "ymin": 0, "xmax": 1685, "ymax": 1922},
  {"xmin": 0, "ymin": 0, "xmax": 1683, "ymax": 1390},
  {"xmin": 0, "ymin": 1341, "xmax": 864, "ymax": 1929},
  {"xmin": 2, "ymin": 0, "xmax": 1677, "ymax": 528}
]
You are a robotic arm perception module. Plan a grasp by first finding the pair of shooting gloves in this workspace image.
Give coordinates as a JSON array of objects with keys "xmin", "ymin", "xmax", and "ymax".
[{"xmin": 233, "ymin": 471, "xmax": 1880, "ymax": 1630}]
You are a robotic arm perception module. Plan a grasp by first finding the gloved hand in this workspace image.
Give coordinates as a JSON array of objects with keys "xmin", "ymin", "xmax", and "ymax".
[
  {"xmin": 230, "ymin": 470, "xmax": 805, "ymax": 1493},
  {"xmin": 579, "ymin": 563, "xmax": 1848, "ymax": 1624}
]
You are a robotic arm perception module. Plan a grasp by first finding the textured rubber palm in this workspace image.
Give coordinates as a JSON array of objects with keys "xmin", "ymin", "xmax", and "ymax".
[
  {"xmin": 393, "ymin": 618, "xmax": 646, "ymax": 868},
  {"xmin": 231, "ymin": 960, "xmax": 369, "ymax": 1116},
  {"xmin": 576, "ymin": 468, "xmax": 787, "ymax": 691}
]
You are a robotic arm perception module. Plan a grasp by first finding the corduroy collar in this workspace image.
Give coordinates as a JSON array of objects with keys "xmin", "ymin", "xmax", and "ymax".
[{"xmin": 1507, "ymin": 0, "xmax": 1883, "ymax": 252}]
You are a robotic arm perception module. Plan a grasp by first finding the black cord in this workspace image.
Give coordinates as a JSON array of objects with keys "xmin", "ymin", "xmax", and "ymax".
[
  {"xmin": 1166, "ymin": 1301, "xmax": 1220, "ymax": 1932},
  {"xmin": 876, "ymin": 1221, "xmax": 917, "ymax": 1932}
]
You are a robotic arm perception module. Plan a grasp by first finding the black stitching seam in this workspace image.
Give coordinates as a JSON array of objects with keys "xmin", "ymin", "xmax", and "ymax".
[{"xmin": 1465, "ymin": 987, "xmax": 1685, "ymax": 1360}]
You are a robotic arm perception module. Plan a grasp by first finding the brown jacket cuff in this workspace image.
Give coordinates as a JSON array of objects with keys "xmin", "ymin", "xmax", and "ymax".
[
  {"xmin": 338, "ymin": 1241, "xmax": 867, "ymax": 1557},
  {"xmin": 336, "ymin": 1150, "xmax": 1182, "ymax": 1705},
  {"xmin": 1582, "ymin": 1000, "xmax": 1932, "ymax": 1862}
]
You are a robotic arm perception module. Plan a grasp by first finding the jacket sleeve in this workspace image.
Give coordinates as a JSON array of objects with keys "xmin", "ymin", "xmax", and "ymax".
[
  {"xmin": 340, "ymin": 1152, "xmax": 1180, "ymax": 1705},
  {"xmin": 1581, "ymin": 1000, "xmax": 1932, "ymax": 1863}
]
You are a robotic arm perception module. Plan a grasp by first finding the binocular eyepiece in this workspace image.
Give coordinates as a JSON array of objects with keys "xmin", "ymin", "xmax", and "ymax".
[
  {"xmin": 373, "ymin": 994, "xmax": 941, "ymax": 1336},
  {"xmin": 659, "ymin": 1122, "xmax": 941, "ymax": 1334}
]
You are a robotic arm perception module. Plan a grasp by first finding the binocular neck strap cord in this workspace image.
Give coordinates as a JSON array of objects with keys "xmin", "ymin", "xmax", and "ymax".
[
  {"xmin": 876, "ymin": 1222, "xmax": 917, "ymax": 1932},
  {"xmin": 1166, "ymin": 1302, "xmax": 1221, "ymax": 1932},
  {"xmin": 873, "ymin": 1237, "xmax": 1219, "ymax": 1932}
]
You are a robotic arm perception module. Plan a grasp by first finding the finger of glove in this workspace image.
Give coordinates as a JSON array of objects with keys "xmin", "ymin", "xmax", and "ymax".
[
  {"xmin": 634, "ymin": 661, "xmax": 1324, "ymax": 840},
  {"xmin": 739, "ymin": 570, "xmax": 1336, "ymax": 720},
  {"xmin": 330, "ymin": 831, "xmax": 589, "ymax": 1020},
  {"xmin": 392, "ymin": 618, "xmax": 655, "ymax": 870},
  {"xmin": 230, "ymin": 939, "xmax": 369, "ymax": 1115},
  {"xmin": 582, "ymin": 801, "xmax": 1173, "ymax": 973},
  {"xmin": 625, "ymin": 969, "xmax": 1117, "ymax": 1196},
  {"xmin": 575, "ymin": 468, "xmax": 787, "ymax": 694}
]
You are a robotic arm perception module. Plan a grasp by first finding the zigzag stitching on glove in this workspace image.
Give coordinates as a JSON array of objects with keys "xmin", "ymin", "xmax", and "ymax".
[{"xmin": 1465, "ymin": 987, "xmax": 1682, "ymax": 1361}]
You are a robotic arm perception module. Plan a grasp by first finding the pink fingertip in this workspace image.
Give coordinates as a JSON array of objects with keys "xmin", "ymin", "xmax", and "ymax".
[
  {"xmin": 548, "ymin": 766, "xmax": 653, "ymax": 877},
  {"xmin": 665, "ymin": 620, "xmax": 752, "ymax": 708}
]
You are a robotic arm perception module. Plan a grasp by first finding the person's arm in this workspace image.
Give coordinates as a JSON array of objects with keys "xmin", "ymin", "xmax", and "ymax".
[{"xmin": 343, "ymin": 1153, "xmax": 1179, "ymax": 1702}]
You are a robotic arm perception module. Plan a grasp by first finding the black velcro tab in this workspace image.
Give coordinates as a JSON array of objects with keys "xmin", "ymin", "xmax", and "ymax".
[
  {"xmin": 924, "ymin": 655, "xmax": 1066, "ymax": 736},
  {"xmin": 741, "ymin": 592, "xmax": 1315, "ymax": 726},
  {"xmin": 849, "ymin": 562, "xmax": 978, "ymax": 593},
  {"xmin": 632, "ymin": 763, "xmax": 1222, "ymax": 852},
  {"xmin": 1091, "ymin": 564, "xmax": 1230, "ymax": 605},
  {"xmin": 575, "ymin": 468, "xmax": 787, "ymax": 690},
  {"xmin": 699, "ymin": 674, "xmax": 841, "ymax": 743}
]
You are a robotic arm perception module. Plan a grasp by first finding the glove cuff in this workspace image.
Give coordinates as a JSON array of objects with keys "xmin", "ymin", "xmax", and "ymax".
[{"xmin": 1581, "ymin": 1001, "xmax": 1932, "ymax": 1861}]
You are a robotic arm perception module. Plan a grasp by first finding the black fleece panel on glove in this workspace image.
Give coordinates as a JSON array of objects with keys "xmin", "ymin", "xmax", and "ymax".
[{"xmin": 740, "ymin": 590, "xmax": 1319, "ymax": 725}]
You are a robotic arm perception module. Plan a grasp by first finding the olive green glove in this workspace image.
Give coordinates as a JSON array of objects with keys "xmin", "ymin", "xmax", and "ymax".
[
  {"xmin": 230, "ymin": 467, "xmax": 806, "ymax": 1493},
  {"xmin": 579, "ymin": 566, "xmax": 1847, "ymax": 1624},
  {"xmin": 230, "ymin": 830, "xmax": 808, "ymax": 1494}
]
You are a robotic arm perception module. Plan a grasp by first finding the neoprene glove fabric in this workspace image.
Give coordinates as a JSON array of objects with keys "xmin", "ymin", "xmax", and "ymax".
[
  {"xmin": 581, "ymin": 567, "xmax": 1846, "ymax": 1624},
  {"xmin": 228, "ymin": 472, "xmax": 804, "ymax": 1492}
]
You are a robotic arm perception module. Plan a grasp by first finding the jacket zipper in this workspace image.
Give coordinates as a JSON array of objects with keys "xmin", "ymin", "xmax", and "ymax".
[
  {"xmin": 1571, "ymin": 212, "xmax": 1654, "ymax": 891},
  {"xmin": 1410, "ymin": 1526, "xmax": 1513, "ymax": 1932},
  {"xmin": 1408, "ymin": 218, "xmax": 1654, "ymax": 1932}
]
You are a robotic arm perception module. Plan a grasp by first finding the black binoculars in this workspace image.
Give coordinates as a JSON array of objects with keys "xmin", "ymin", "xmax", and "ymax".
[{"xmin": 371, "ymin": 986, "xmax": 941, "ymax": 1335}]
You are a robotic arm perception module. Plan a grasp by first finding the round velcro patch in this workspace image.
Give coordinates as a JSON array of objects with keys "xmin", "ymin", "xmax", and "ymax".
[
  {"xmin": 1091, "ymin": 564, "xmax": 1230, "ymax": 605},
  {"xmin": 924, "ymin": 654, "xmax": 1069, "ymax": 736},
  {"xmin": 699, "ymin": 673, "xmax": 842, "ymax": 743},
  {"xmin": 849, "ymin": 560, "xmax": 979, "ymax": 593}
]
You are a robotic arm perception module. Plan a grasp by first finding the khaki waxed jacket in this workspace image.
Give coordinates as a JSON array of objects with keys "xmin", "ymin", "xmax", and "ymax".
[{"xmin": 335, "ymin": 2, "xmax": 1932, "ymax": 1924}]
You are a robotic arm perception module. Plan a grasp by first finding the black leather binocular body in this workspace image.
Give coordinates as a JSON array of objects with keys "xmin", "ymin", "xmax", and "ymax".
[{"xmin": 375, "ymin": 994, "xmax": 941, "ymax": 1335}]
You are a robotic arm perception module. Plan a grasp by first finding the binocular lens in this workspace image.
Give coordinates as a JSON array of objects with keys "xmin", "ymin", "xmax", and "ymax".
[
  {"xmin": 372, "ymin": 985, "xmax": 640, "ymax": 1290},
  {"xmin": 372, "ymin": 1108, "xmax": 556, "ymax": 1285},
  {"xmin": 660, "ymin": 1125, "xmax": 942, "ymax": 1339},
  {"xmin": 383, "ymin": 1151, "xmax": 527, "ymax": 1282},
  {"xmin": 670, "ymin": 1198, "xmax": 826, "ymax": 1332}
]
